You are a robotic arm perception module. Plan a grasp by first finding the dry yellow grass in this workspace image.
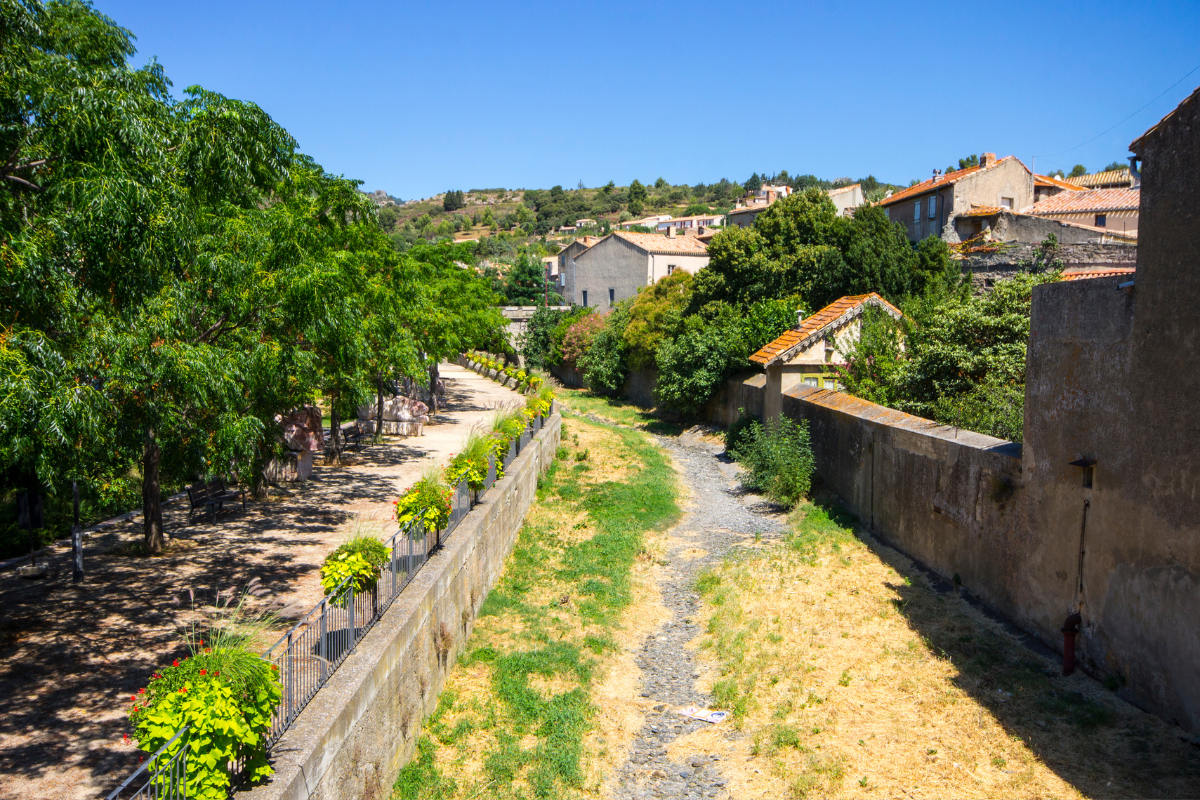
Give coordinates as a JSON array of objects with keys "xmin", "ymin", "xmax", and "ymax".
[{"xmin": 684, "ymin": 500, "xmax": 1200, "ymax": 799}]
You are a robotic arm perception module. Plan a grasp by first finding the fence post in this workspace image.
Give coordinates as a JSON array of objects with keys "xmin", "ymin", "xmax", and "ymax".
[
  {"xmin": 319, "ymin": 598, "xmax": 328, "ymax": 683},
  {"xmin": 286, "ymin": 629, "xmax": 294, "ymax": 727},
  {"xmin": 348, "ymin": 580, "xmax": 356, "ymax": 647}
]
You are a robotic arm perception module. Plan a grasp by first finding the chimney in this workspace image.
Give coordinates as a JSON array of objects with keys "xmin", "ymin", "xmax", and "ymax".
[
  {"xmin": 667, "ymin": 225, "xmax": 676, "ymax": 239},
  {"xmin": 981, "ymin": 152, "xmax": 997, "ymax": 168}
]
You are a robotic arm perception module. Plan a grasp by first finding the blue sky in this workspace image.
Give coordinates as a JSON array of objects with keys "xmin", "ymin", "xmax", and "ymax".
[{"xmin": 98, "ymin": 0, "xmax": 1200, "ymax": 199}]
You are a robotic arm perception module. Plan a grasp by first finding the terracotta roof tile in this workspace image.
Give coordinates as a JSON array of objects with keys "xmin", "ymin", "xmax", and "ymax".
[
  {"xmin": 1061, "ymin": 268, "xmax": 1136, "ymax": 281},
  {"xmin": 1063, "ymin": 168, "xmax": 1134, "ymax": 189},
  {"xmin": 749, "ymin": 293, "xmax": 902, "ymax": 366},
  {"xmin": 1027, "ymin": 188, "xmax": 1139, "ymax": 215},
  {"xmin": 959, "ymin": 205, "xmax": 1003, "ymax": 217},
  {"xmin": 880, "ymin": 156, "xmax": 1024, "ymax": 207},
  {"xmin": 1034, "ymin": 174, "xmax": 1087, "ymax": 191},
  {"xmin": 609, "ymin": 231, "xmax": 709, "ymax": 255}
]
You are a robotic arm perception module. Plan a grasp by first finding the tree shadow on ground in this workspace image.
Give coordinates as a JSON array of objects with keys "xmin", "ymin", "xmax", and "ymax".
[{"xmin": 813, "ymin": 497, "xmax": 1200, "ymax": 799}]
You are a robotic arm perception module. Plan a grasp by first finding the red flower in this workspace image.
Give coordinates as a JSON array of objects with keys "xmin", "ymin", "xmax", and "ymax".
[
  {"xmin": 172, "ymin": 660, "xmax": 179, "ymax": 667},
  {"xmin": 199, "ymin": 669, "xmax": 207, "ymax": 676},
  {"xmin": 130, "ymin": 695, "xmax": 136, "ymax": 702},
  {"xmin": 179, "ymin": 687, "xmax": 187, "ymax": 693},
  {"xmin": 271, "ymin": 664, "xmax": 278, "ymax": 671},
  {"xmin": 214, "ymin": 671, "xmax": 220, "ymax": 677},
  {"xmin": 138, "ymin": 688, "xmax": 145, "ymax": 695}
]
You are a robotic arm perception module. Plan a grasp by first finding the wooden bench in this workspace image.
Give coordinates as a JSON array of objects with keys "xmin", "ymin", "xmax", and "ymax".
[
  {"xmin": 339, "ymin": 424, "xmax": 369, "ymax": 452},
  {"xmin": 186, "ymin": 478, "xmax": 247, "ymax": 522}
]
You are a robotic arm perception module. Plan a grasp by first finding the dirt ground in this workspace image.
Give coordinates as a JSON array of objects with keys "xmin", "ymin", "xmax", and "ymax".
[{"xmin": 0, "ymin": 363, "xmax": 524, "ymax": 800}]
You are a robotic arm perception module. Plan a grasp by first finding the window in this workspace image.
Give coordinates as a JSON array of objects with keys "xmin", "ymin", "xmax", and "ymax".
[
  {"xmin": 1095, "ymin": 213, "xmax": 1107, "ymax": 228},
  {"xmin": 928, "ymin": 196, "xmax": 937, "ymax": 219},
  {"xmin": 667, "ymin": 264, "xmax": 676, "ymax": 275},
  {"xmin": 582, "ymin": 290, "xmax": 588, "ymax": 307},
  {"xmin": 608, "ymin": 288, "xmax": 615, "ymax": 306},
  {"xmin": 822, "ymin": 376, "xmax": 839, "ymax": 391},
  {"xmin": 804, "ymin": 376, "xmax": 820, "ymax": 387},
  {"xmin": 913, "ymin": 200, "xmax": 921, "ymax": 223},
  {"xmin": 1000, "ymin": 197, "xmax": 1013, "ymax": 209}
]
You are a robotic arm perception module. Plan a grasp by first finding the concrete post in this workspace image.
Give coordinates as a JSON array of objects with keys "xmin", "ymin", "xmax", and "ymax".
[{"xmin": 764, "ymin": 363, "xmax": 783, "ymax": 422}]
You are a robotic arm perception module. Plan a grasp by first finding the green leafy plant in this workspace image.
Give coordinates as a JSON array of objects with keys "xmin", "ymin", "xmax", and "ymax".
[
  {"xmin": 395, "ymin": 468, "xmax": 453, "ymax": 531},
  {"xmin": 128, "ymin": 596, "xmax": 282, "ymax": 797},
  {"xmin": 320, "ymin": 535, "xmax": 391, "ymax": 596},
  {"xmin": 444, "ymin": 430, "xmax": 493, "ymax": 491},
  {"xmin": 732, "ymin": 416, "xmax": 815, "ymax": 507}
]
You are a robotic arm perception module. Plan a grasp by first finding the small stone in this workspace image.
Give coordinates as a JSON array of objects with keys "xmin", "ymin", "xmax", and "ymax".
[{"xmin": 654, "ymin": 704, "xmax": 666, "ymax": 712}]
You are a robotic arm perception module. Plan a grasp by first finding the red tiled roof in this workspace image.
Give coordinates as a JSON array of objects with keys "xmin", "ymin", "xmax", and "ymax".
[
  {"xmin": 1027, "ymin": 188, "xmax": 1139, "ymax": 215},
  {"xmin": 958, "ymin": 205, "xmax": 1003, "ymax": 217},
  {"xmin": 1061, "ymin": 268, "xmax": 1136, "ymax": 281},
  {"xmin": 1062, "ymin": 169, "xmax": 1133, "ymax": 189},
  {"xmin": 749, "ymin": 293, "xmax": 902, "ymax": 366},
  {"xmin": 609, "ymin": 231, "xmax": 709, "ymax": 255},
  {"xmin": 1034, "ymin": 174, "xmax": 1087, "ymax": 191},
  {"xmin": 880, "ymin": 156, "xmax": 1024, "ymax": 207}
]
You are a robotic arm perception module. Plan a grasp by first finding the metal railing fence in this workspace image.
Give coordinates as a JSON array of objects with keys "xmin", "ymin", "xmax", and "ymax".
[
  {"xmin": 104, "ymin": 726, "xmax": 190, "ymax": 800},
  {"xmin": 106, "ymin": 409, "xmax": 552, "ymax": 797}
]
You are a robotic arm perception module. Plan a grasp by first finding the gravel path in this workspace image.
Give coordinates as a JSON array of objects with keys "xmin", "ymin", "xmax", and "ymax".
[{"xmin": 612, "ymin": 434, "xmax": 787, "ymax": 800}]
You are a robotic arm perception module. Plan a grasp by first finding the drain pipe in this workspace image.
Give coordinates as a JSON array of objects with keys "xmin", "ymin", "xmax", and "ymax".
[{"xmin": 1062, "ymin": 613, "xmax": 1082, "ymax": 675}]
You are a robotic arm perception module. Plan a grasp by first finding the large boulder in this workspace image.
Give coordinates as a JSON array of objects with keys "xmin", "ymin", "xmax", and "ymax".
[
  {"xmin": 277, "ymin": 406, "xmax": 324, "ymax": 452},
  {"xmin": 357, "ymin": 395, "xmax": 429, "ymax": 424}
]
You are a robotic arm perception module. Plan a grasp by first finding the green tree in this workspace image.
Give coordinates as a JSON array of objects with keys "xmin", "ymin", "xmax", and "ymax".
[
  {"xmin": 627, "ymin": 179, "xmax": 647, "ymax": 204},
  {"xmin": 743, "ymin": 172, "xmax": 763, "ymax": 193},
  {"xmin": 1069, "ymin": 164, "xmax": 1088, "ymax": 177},
  {"xmin": 443, "ymin": 190, "xmax": 465, "ymax": 212},
  {"xmin": 622, "ymin": 271, "xmax": 693, "ymax": 370},
  {"xmin": 1102, "ymin": 160, "xmax": 1126, "ymax": 173},
  {"xmin": 503, "ymin": 252, "xmax": 548, "ymax": 305}
]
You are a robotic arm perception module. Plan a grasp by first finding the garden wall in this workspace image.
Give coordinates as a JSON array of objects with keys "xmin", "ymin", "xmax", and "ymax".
[{"xmin": 238, "ymin": 411, "xmax": 562, "ymax": 800}]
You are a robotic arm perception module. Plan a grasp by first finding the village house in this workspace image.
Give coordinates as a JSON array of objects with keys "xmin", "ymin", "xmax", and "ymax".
[
  {"xmin": 881, "ymin": 153, "xmax": 1035, "ymax": 241},
  {"xmin": 555, "ymin": 235, "xmax": 602, "ymax": 294},
  {"xmin": 726, "ymin": 183, "xmax": 793, "ymax": 227},
  {"xmin": 618, "ymin": 215, "xmax": 673, "ymax": 230},
  {"xmin": 827, "ymin": 183, "xmax": 865, "ymax": 216},
  {"xmin": 654, "ymin": 212, "xmax": 725, "ymax": 232},
  {"xmin": 562, "ymin": 230, "xmax": 709, "ymax": 308},
  {"xmin": 1064, "ymin": 166, "xmax": 1136, "ymax": 189},
  {"xmin": 750, "ymin": 293, "xmax": 902, "ymax": 420},
  {"xmin": 1026, "ymin": 187, "xmax": 1140, "ymax": 239}
]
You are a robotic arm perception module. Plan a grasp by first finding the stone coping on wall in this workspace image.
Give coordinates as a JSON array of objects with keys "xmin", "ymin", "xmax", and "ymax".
[
  {"xmin": 237, "ymin": 410, "xmax": 561, "ymax": 800},
  {"xmin": 785, "ymin": 385, "xmax": 1022, "ymax": 458}
]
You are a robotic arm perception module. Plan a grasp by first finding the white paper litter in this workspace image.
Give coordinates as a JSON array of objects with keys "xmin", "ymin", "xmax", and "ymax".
[{"xmin": 678, "ymin": 706, "xmax": 728, "ymax": 724}]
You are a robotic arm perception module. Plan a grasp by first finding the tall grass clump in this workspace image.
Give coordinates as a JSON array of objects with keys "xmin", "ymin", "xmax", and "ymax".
[{"xmin": 731, "ymin": 416, "xmax": 814, "ymax": 507}]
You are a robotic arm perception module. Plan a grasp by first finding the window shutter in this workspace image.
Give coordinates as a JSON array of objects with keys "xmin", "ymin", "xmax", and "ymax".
[
  {"xmin": 914, "ymin": 200, "xmax": 921, "ymax": 223},
  {"xmin": 928, "ymin": 196, "xmax": 937, "ymax": 219}
]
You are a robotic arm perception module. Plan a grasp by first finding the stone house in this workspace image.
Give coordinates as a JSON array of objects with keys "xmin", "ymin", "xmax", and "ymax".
[
  {"xmin": 562, "ymin": 231, "xmax": 709, "ymax": 309},
  {"xmin": 750, "ymin": 293, "xmax": 902, "ymax": 420},
  {"xmin": 881, "ymin": 153, "xmax": 1035, "ymax": 241},
  {"xmin": 827, "ymin": 183, "xmax": 864, "ymax": 216},
  {"xmin": 554, "ymin": 235, "xmax": 602, "ymax": 295},
  {"xmin": 726, "ymin": 183, "xmax": 793, "ymax": 228},
  {"xmin": 654, "ymin": 212, "xmax": 725, "ymax": 232},
  {"xmin": 1026, "ymin": 187, "xmax": 1140, "ymax": 240}
]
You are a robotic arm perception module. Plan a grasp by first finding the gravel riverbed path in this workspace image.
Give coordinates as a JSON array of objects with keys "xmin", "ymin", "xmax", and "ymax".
[{"xmin": 611, "ymin": 434, "xmax": 787, "ymax": 800}]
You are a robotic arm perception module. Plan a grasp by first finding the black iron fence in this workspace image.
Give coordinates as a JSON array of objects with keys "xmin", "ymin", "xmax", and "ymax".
[{"xmin": 104, "ymin": 412, "xmax": 551, "ymax": 798}]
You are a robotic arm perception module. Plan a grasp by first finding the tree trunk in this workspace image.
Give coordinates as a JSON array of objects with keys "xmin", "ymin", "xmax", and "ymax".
[
  {"xmin": 429, "ymin": 362, "xmax": 440, "ymax": 413},
  {"xmin": 327, "ymin": 398, "xmax": 341, "ymax": 467},
  {"xmin": 375, "ymin": 375, "xmax": 385, "ymax": 443},
  {"xmin": 252, "ymin": 442, "xmax": 271, "ymax": 501},
  {"xmin": 142, "ymin": 426, "xmax": 165, "ymax": 555}
]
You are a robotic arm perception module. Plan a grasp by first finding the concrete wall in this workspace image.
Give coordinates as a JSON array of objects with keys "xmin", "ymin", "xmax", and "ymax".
[
  {"xmin": 239, "ymin": 413, "xmax": 562, "ymax": 800},
  {"xmin": 702, "ymin": 372, "xmax": 765, "ymax": 427},
  {"xmin": 569, "ymin": 236, "xmax": 648, "ymax": 308},
  {"xmin": 954, "ymin": 210, "xmax": 1125, "ymax": 245},
  {"xmin": 647, "ymin": 252, "xmax": 710, "ymax": 284}
]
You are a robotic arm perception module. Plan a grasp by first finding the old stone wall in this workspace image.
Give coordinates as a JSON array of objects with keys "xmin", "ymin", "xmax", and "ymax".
[
  {"xmin": 963, "ymin": 242, "xmax": 1136, "ymax": 291},
  {"xmin": 238, "ymin": 413, "xmax": 562, "ymax": 800}
]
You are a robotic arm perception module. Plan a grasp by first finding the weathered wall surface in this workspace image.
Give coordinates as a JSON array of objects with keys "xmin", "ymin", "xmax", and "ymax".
[
  {"xmin": 239, "ymin": 413, "xmax": 562, "ymax": 800},
  {"xmin": 703, "ymin": 372, "xmax": 765, "ymax": 427},
  {"xmin": 963, "ymin": 242, "xmax": 1136, "ymax": 291},
  {"xmin": 622, "ymin": 368, "xmax": 658, "ymax": 409},
  {"xmin": 570, "ymin": 235, "xmax": 647, "ymax": 307}
]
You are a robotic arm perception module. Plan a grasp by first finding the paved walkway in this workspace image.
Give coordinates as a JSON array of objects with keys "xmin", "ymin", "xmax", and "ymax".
[
  {"xmin": 612, "ymin": 435, "xmax": 787, "ymax": 800},
  {"xmin": 0, "ymin": 364, "xmax": 522, "ymax": 800}
]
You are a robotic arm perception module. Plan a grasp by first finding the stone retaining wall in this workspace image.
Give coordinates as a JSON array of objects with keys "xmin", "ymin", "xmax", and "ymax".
[{"xmin": 238, "ymin": 411, "xmax": 561, "ymax": 800}]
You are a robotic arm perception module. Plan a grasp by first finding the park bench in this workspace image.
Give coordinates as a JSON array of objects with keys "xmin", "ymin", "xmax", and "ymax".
[
  {"xmin": 337, "ymin": 424, "xmax": 368, "ymax": 452},
  {"xmin": 186, "ymin": 478, "xmax": 247, "ymax": 522}
]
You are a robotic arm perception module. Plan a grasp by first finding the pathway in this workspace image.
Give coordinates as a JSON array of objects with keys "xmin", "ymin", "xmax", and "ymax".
[
  {"xmin": 611, "ymin": 434, "xmax": 786, "ymax": 800},
  {"xmin": 0, "ymin": 364, "xmax": 521, "ymax": 800}
]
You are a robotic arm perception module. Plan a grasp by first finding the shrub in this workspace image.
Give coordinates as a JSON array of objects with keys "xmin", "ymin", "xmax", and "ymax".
[
  {"xmin": 560, "ymin": 313, "xmax": 604, "ymax": 366},
  {"xmin": 320, "ymin": 535, "xmax": 390, "ymax": 596},
  {"xmin": 580, "ymin": 301, "xmax": 630, "ymax": 394},
  {"xmin": 732, "ymin": 416, "xmax": 814, "ymax": 507},
  {"xmin": 395, "ymin": 468, "xmax": 453, "ymax": 531},
  {"xmin": 724, "ymin": 408, "xmax": 760, "ymax": 457}
]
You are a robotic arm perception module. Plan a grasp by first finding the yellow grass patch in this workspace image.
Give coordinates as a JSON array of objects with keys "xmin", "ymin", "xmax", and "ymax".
[{"xmin": 688, "ymin": 501, "xmax": 1200, "ymax": 799}]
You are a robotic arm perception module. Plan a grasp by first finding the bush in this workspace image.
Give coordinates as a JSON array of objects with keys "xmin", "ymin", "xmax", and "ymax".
[
  {"xmin": 518, "ymin": 307, "xmax": 571, "ymax": 370},
  {"xmin": 580, "ymin": 301, "xmax": 630, "ymax": 394},
  {"xmin": 320, "ymin": 535, "xmax": 391, "ymax": 596},
  {"xmin": 560, "ymin": 313, "xmax": 604, "ymax": 365},
  {"xmin": 445, "ymin": 430, "xmax": 493, "ymax": 491},
  {"xmin": 732, "ymin": 416, "xmax": 814, "ymax": 507},
  {"xmin": 724, "ymin": 409, "xmax": 760, "ymax": 457}
]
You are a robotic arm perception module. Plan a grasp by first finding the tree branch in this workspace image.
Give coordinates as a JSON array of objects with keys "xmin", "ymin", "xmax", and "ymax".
[{"xmin": 4, "ymin": 174, "xmax": 44, "ymax": 192}]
